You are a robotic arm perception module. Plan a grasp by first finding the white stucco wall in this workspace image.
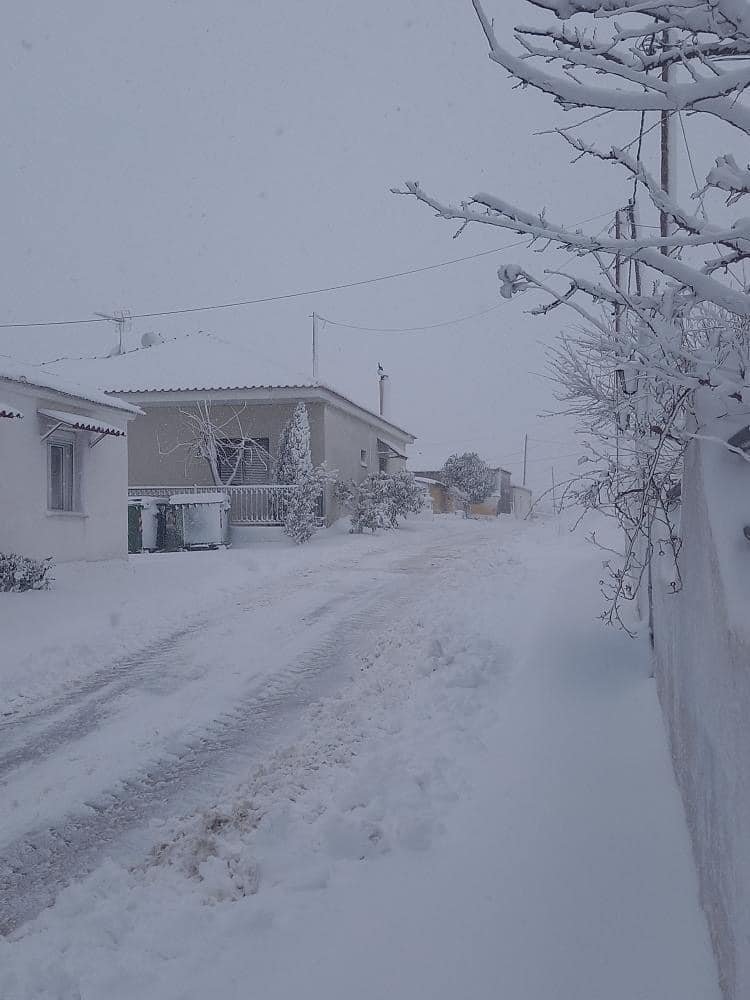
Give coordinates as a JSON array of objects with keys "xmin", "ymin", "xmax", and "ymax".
[
  {"xmin": 651, "ymin": 438, "xmax": 750, "ymax": 1000},
  {"xmin": 0, "ymin": 383, "xmax": 131, "ymax": 562}
]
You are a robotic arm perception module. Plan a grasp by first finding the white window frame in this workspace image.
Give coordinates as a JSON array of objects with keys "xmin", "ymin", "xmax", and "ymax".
[
  {"xmin": 47, "ymin": 430, "xmax": 80, "ymax": 512},
  {"xmin": 360, "ymin": 448, "xmax": 368, "ymax": 468}
]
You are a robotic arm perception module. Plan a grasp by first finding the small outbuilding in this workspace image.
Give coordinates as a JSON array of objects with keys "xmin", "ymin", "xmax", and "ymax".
[{"xmin": 0, "ymin": 359, "xmax": 141, "ymax": 562}]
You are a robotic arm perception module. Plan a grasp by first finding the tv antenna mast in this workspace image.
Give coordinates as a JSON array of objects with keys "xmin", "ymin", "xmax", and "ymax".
[{"xmin": 94, "ymin": 309, "xmax": 131, "ymax": 355}]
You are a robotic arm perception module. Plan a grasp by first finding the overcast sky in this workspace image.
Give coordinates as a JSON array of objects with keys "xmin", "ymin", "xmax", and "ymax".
[{"xmin": 1, "ymin": 0, "xmax": 700, "ymax": 491}]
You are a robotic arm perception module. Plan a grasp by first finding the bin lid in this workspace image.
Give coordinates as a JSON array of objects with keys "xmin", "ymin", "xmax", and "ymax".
[
  {"xmin": 129, "ymin": 495, "xmax": 167, "ymax": 506},
  {"xmin": 169, "ymin": 492, "xmax": 228, "ymax": 505}
]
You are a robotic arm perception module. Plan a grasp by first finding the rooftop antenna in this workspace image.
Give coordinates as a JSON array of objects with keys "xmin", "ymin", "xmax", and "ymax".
[{"xmin": 94, "ymin": 309, "xmax": 131, "ymax": 355}]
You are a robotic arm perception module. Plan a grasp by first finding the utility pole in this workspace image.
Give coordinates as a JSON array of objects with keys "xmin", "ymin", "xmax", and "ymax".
[
  {"xmin": 614, "ymin": 209, "xmax": 624, "ymax": 496},
  {"xmin": 660, "ymin": 28, "xmax": 672, "ymax": 252},
  {"xmin": 627, "ymin": 200, "xmax": 643, "ymax": 296},
  {"xmin": 94, "ymin": 310, "xmax": 130, "ymax": 355},
  {"xmin": 522, "ymin": 433, "xmax": 528, "ymax": 487},
  {"xmin": 311, "ymin": 312, "xmax": 320, "ymax": 381},
  {"xmin": 614, "ymin": 209, "xmax": 623, "ymax": 336}
]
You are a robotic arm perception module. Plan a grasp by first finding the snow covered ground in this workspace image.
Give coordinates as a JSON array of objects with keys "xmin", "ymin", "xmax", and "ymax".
[{"xmin": 0, "ymin": 515, "xmax": 719, "ymax": 999}]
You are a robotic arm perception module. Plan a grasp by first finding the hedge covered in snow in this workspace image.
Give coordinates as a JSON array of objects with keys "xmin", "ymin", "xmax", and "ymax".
[{"xmin": 0, "ymin": 553, "xmax": 54, "ymax": 593}]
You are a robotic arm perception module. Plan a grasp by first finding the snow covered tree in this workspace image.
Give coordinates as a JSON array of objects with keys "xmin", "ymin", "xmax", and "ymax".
[
  {"xmin": 347, "ymin": 474, "xmax": 391, "ymax": 533},
  {"xmin": 277, "ymin": 404, "xmax": 331, "ymax": 544},
  {"xmin": 396, "ymin": 1, "xmax": 750, "ymax": 318},
  {"xmin": 383, "ymin": 469, "xmax": 425, "ymax": 527},
  {"xmin": 283, "ymin": 466, "xmax": 330, "ymax": 544},
  {"xmin": 162, "ymin": 402, "xmax": 260, "ymax": 487},
  {"xmin": 277, "ymin": 402, "xmax": 313, "ymax": 485},
  {"xmin": 396, "ymin": 0, "xmax": 750, "ymax": 621},
  {"xmin": 441, "ymin": 453, "xmax": 496, "ymax": 517}
]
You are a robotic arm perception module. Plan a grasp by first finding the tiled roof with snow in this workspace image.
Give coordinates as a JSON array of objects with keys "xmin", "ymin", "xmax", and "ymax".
[
  {"xmin": 0, "ymin": 357, "xmax": 141, "ymax": 414},
  {"xmin": 49, "ymin": 333, "xmax": 415, "ymax": 439},
  {"xmin": 50, "ymin": 333, "xmax": 316, "ymax": 393}
]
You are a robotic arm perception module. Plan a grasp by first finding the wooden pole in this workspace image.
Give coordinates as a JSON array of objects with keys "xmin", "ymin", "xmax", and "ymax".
[
  {"xmin": 660, "ymin": 29, "xmax": 671, "ymax": 255},
  {"xmin": 312, "ymin": 312, "xmax": 320, "ymax": 381},
  {"xmin": 522, "ymin": 433, "xmax": 528, "ymax": 487}
]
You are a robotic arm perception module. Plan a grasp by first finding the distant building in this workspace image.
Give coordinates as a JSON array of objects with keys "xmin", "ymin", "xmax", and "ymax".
[{"xmin": 410, "ymin": 463, "xmax": 514, "ymax": 516}]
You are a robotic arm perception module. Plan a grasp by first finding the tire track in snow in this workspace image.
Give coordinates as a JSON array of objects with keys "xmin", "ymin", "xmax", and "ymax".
[
  {"xmin": 0, "ymin": 552, "xmax": 408, "ymax": 775},
  {"xmin": 0, "ymin": 578, "xmax": 407, "ymax": 936}
]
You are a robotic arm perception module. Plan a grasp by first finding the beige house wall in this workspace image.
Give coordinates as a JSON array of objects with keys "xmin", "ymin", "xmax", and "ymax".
[
  {"xmin": 127, "ymin": 400, "xmax": 325, "ymax": 486},
  {"xmin": 323, "ymin": 405, "xmax": 380, "ymax": 485}
]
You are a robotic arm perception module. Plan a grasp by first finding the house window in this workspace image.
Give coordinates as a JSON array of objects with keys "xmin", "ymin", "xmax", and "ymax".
[
  {"xmin": 360, "ymin": 448, "xmax": 368, "ymax": 468},
  {"xmin": 47, "ymin": 435, "xmax": 77, "ymax": 511},
  {"xmin": 216, "ymin": 438, "xmax": 271, "ymax": 484},
  {"xmin": 379, "ymin": 453, "xmax": 388, "ymax": 474}
]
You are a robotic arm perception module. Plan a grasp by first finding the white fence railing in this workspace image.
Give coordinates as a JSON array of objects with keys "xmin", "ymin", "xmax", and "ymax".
[{"xmin": 128, "ymin": 485, "xmax": 300, "ymax": 526}]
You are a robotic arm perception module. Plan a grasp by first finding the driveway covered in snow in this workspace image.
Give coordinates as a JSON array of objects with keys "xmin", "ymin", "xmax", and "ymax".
[{"xmin": 0, "ymin": 516, "xmax": 719, "ymax": 999}]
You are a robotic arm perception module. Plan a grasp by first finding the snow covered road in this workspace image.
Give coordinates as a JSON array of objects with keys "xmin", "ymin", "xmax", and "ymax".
[
  {"xmin": 1, "ymin": 524, "xmax": 469, "ymax": 932},
  {"xmin": 0, "ymin": 516, "xmax": 721, "ymax": 999}
]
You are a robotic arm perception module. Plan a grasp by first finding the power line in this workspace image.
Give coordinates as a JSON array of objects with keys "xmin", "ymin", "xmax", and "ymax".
[
  {"xmin": 319, "ymin": 302, "xmax": 503, "ymax": 334},
  {"xmin": 0, "ymin": 211, "xmax": 615, "ymax": 331},
  {"xmin": 0, "ymin": 241, "xmax": 533, "ymax": 331}
]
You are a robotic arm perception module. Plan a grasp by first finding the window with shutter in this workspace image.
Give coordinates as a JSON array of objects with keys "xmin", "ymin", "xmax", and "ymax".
[{"xmin": 217, "ymin": 438, "xmax": 271, "ymax": 484}]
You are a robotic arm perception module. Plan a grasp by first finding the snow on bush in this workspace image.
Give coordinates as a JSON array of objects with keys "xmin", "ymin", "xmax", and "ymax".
[
  {"xmin": 0, "ymin": 553, "xmax": 54, "ymax": 593},
  {"xmin": 339, "ymin": 471, "xmax": 423, "ymax": 533},
  {"xmin": 349, "ymin": 474, "xmax": 390, "ymax": 533},
  {"xmin": 383, "ymin": 470, "xmax": 424, "ymax": 527},
  {"xmin": 440, "ymin": 452, "xmax": 495, "ymax": 516}
]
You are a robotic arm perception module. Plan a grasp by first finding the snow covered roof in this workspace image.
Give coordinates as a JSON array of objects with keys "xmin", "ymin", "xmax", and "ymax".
[
  {"xmin": 0, "ymin": 401, "xmax": 24, "ymax": 419},
  {"xmin": 49, "ymin": 333, "xmax": 415, "ymax": 440},
  {"xmin": 0, "ymin": 357, "xmax": 141, "ymax": 414},
  {"xmin": 50, "ymin": 333, "xmax": 316, "ymax": 394}
]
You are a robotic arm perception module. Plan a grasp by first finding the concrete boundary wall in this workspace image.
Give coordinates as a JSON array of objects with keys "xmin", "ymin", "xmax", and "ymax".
[{"xmin": 651, "ymin": 440, "xmax": 750, "ymax": 1000}]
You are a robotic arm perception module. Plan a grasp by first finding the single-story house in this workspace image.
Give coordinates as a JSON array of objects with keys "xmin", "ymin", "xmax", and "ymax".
[
  {"xmin": 0, "ymin": 359, "xmax": 140, "ymax": 562},
  {"xmin": 52, "ymin": 333, "xmax": 415, "ymax": 524}
]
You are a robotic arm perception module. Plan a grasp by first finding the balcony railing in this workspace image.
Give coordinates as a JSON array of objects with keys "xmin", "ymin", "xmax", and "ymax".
[{"xmin": 128, "ymin": 485, "xmax": 307, "ymax": 526}]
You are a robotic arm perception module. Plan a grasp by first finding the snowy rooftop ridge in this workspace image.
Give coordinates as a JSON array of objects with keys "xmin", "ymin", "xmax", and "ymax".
[
  {"xmin": 48, "ymin": 333, "xmax": 317, "ymax": 394},
  {"xmin": 48, "ymin": 333, "xmax": 415, "ymax": 439},
  {"xmin": 0, "ymin": 356, "xmax": 141, "ymax": 415}
]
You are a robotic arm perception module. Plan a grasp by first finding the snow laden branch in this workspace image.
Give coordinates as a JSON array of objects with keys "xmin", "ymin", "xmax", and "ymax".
[
  {"xmin": 394, "ymin": 0, "xmax": 750, "ymax": 314},
  {"xmin": 395, "ymin": 0, "xmax": 750, "ymax": 626},
  {"xmin": 544, "ymin": 307, "xmax": 750, "ymax": 629},
  {"xmin": 393, "ymin": 182, "xmax": 750, "ymax": 316},
  {"xmin": 158, "ymin": 401, "xmax": 268, "ymax": 487}
]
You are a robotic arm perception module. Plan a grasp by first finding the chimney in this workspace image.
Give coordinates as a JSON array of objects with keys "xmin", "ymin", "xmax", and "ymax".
[{"xmin": 378, "ymin": 367, "xmax": 391, "ymax": 418}]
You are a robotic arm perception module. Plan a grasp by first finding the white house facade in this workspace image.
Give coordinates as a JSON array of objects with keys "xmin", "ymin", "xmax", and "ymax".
[{"xmin": 0, "ymin": 360, "xmax": 140, "ymax": 562}]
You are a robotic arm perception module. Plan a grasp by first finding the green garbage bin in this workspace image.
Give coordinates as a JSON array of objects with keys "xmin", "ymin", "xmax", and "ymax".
[
  {"xmin": 163, "ymin": 502, "xmax": 186, "ymax": 551},
  {"xmin": 128, "ymin": 496, "xmax": 169, "ymax": 553},
  {"xmin": 128, "ymin": 499, "xmax": 144, "ymax": 554}
]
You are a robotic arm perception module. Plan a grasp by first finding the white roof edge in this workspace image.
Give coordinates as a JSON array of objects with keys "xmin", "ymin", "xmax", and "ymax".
[
  {"xmin": 0, "ymin": 364, "xmax": 142, "ymax": 416},
  {"xmin": 38, "ymin": 408, "xmax": 128, "ymax": 437},
  {"xmin": 110, "ymin": 383, "xmax": 416, "ymax": 442},
  {"xmin": 0, "ymin": 401, "xmax": 24, "ymax": 419}
]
